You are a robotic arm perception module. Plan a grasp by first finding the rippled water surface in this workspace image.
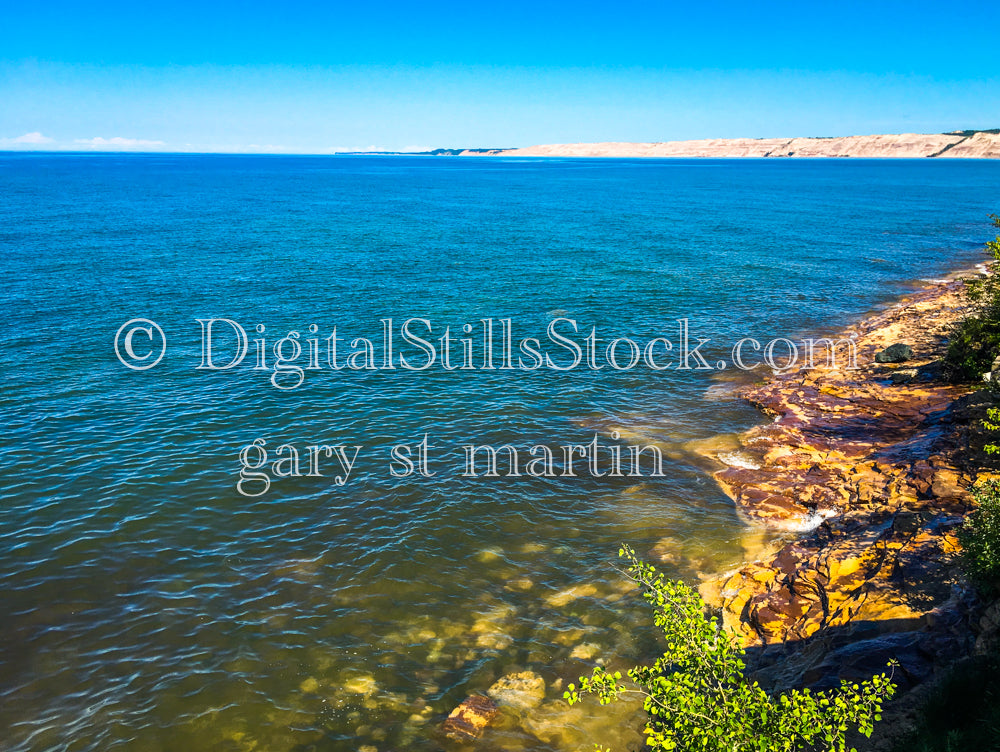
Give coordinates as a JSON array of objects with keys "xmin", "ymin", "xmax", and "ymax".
[{"xmin": 2, "ymin": 154, "xmax": 999, "ymax": 751}]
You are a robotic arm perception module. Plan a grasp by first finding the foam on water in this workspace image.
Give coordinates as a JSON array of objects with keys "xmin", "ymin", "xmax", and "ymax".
[
  {"xmin": 718, "ymin": 451, "xmax": 762, "ymax": 470},
  {"xmin": 778, "ymin": 508, "xmax": 838, "ymax": 532}
]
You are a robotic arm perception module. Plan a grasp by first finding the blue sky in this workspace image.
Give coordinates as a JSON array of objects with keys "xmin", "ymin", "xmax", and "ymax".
[{"xmin": 2, "ymin": 0, "xmax": 998, "ymax": 152}]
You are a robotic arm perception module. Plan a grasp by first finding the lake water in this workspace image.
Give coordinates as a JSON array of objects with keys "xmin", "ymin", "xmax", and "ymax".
[{"xmin": 2, "ymin": 154, "xmax": 998, "ymax": 751}]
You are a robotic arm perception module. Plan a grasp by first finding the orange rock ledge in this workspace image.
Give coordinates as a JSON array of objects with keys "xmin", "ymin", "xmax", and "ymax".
[{"xmin": 700, "ymin": 275, "xmax": 999, "ymax": 693}]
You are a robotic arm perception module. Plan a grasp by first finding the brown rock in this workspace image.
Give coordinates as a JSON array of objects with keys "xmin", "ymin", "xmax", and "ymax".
[
  {"xmin": 441, "ymin": 695, "xmax": 499, "ymax": 741},
  {"xmin": 697, "ymin": 276, "xmax": 985, "ymax": 682},
  {"xmin": 930, "ymin": 468, "xmax": 964, "ymax": 499}
]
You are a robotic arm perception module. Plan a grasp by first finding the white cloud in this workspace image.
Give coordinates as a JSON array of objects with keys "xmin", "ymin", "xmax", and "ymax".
[
  {"xmin": 74, "ymin": 136, "xmax": 166, "ymax": 149},
  {"xmin": 13, "ymin": 131, "xmax": 54, "ymax": 144},
  {"xmin": 0, "ymin": 131, "xmax": 56, "ymax": 147}
]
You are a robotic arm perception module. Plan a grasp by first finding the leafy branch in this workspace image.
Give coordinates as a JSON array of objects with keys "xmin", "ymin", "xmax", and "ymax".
[{"xmin": 564, "ymin": 545, "xmax": 897, "ymax": 752}]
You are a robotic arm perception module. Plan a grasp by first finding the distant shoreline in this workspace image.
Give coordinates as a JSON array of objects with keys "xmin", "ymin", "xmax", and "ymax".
[
  {"xmin": 0, "ymin": 128, "xmax": 1000, "ymax": 159},
  {"xmin": 455, "ymin": 130, "xmax": 1000, "ymax": 159},
  {"xmin": 4, "ymin": 130, "xmax": 1000, "ymax": 159}
]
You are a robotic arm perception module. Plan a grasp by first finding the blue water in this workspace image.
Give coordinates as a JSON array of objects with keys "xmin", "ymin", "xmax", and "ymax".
[{"xmin": 2, "ymin": 154, "xmax": 998, "ymax": 752}]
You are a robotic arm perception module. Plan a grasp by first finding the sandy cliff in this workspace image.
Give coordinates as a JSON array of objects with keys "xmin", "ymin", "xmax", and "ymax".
[
  {"xmin": 467, "ymin": 131, "xmax": 1000, "ymax": 159},
  {"xmin": 936, "ymin": 130, "xmax": 1000, "ymax": 159}
]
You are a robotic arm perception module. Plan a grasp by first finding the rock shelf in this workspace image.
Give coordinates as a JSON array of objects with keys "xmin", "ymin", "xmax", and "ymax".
[{"xmin": 701, "ymin": 277, "xmax": 998, "ymax": 695}]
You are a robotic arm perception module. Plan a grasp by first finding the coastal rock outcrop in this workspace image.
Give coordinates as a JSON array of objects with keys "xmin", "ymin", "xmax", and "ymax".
[{"xmin": 699, "ymin": 276, "xmax": 994, "ymax": 692}]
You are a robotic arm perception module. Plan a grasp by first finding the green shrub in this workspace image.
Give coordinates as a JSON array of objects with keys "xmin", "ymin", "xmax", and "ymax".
[
  {"xmin": 944, "ymin": 214, "xmax": 1000, "ymax": 382},
  {"xmin": 943, "ymin": 313, "xmax": 1000, "ymax": 381},
  {"xmin": 959, "ymin": 479, "xmax": 1000, "ymax": 593},
  {"xmin": 565, "ymin": 545, "xmax": 896, "ymax": 752},
  {"xmin": 984, "ymin": 407, "xmax": 1000, "ymax": 456},
  {"xmin": 889, "ymin": 651, "xmax": 1000, "ymax": 752}
]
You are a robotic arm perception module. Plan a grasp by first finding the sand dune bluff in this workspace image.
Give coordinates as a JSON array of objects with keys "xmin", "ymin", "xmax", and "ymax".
[{"xmin": 469, "ymin": 131, "xmax": 1000, "ymax": 159}]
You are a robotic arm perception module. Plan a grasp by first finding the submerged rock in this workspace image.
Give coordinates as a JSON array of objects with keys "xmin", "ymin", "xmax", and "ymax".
[
  {"xmin": 342, "ymin": 674, "xmax": 378, "ymax": 696},
  {"xmin": 441, "ymin": 694, "xmax": 499, "ymax": 741},
  {"xmin": 486, "ymin": 671, "xmax": 546, "ymax": 710},
  {"xmin": 520, "ymin": 700, "xmax": 591, "ymax": 748},
  {"xmin": 569, "ymin": 642, "xmax": 601, "ymax": 660},
  {"xmin": 545, "ymin": 583, "xmax": 598, "ymax": 608}
]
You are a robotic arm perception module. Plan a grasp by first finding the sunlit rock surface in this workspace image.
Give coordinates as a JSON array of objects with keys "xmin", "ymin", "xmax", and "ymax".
[{"xmin": 698, "ymin": 276, "xmax": 996, "ymax": 694}]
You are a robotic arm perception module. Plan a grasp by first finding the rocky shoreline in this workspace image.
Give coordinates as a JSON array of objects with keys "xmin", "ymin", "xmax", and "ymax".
[
  {"xmin": 439, "ymin": 273, "xmax": 1000, "ymax": 749},
  {"xmin": 698, "ymin": 273, "xmax": 1000, "ymax": 743}
]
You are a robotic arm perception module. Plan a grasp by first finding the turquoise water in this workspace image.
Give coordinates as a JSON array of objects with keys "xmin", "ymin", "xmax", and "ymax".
[{"xmin": 2, "ymin": 154, "xmax": 998, "ymax": 751}]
